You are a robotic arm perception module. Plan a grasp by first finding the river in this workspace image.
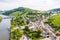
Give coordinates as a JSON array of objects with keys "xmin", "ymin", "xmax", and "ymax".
[{"xmin": 0, "ymin": 15, "xmax": 11, "ymax": 40}]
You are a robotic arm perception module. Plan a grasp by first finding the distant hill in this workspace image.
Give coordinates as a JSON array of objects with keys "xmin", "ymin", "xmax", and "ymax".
[
  {"xmin": 49, "ymin": 8, "xmax": 60, "ymax": 13},
  {"xmin": 3, "ymin": 7, "xmax": 35, "ymax": 15},
  {"xmin": 2, "ymin": 7, "xmax": 60, "ymax": 15}
]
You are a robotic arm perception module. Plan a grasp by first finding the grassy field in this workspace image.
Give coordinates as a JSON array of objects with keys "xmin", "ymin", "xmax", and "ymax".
[
  {"xmin": 50, "ymin": 14, "xmax": 60, "ymax": 26},
  {"xmin": 48, "ymin": 14, "xmax": 60, "ymax": 32}
]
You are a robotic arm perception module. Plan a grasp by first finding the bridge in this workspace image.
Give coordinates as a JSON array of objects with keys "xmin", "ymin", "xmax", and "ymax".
[{"xmin": 2, "ymin": 16, "xmax": 14, "ymax": 19}]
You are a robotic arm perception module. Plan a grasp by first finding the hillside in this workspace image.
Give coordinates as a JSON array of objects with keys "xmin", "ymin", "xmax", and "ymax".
[
  {"xmin": 3, "ymin": 7, "xmax": 37, "ymax": 15},
  {"xmin": 49, "ymin": 8, "xmax": 60, "ymax": 13}
]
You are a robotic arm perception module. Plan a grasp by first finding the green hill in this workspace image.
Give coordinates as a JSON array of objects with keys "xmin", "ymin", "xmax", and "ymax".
[{"xmin": 3, "ymin": 7, "xmax": 37, "ymax": 15}]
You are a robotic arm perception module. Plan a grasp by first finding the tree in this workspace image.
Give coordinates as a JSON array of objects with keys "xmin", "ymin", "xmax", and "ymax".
[
  {"xmin": 10, "ymin": 18, "xmax": 23, "ymax": 40},
  {"xmin": 11, "ymin": 28, "xmax": 23, "ymax": 40},
  {"xmin": 0, "ymin": 16, "xmax": 2, "ymax": 22},
  {"xmin": 24, "ymin": 26, "xmax": 43, "ymax": 40}
]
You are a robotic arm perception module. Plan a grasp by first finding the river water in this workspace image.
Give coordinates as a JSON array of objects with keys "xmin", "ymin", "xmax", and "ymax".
[{"xmin": 0, "ymin": 15, "xmax": 11, "ymax": 40}]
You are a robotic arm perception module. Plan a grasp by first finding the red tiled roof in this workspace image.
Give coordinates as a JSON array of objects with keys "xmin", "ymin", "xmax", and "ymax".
[{"xmin": 56, "ymin": 33, "xmax": 60, "ymax": 36}]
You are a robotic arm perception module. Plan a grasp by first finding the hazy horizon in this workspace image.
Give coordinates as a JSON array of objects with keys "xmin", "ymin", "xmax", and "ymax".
[{"xmin": 0, "ymin": 0, "xmax": 60, "ymax": 11}]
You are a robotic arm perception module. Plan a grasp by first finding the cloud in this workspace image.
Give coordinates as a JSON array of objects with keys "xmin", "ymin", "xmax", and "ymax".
[
  {"xmin": 0, "ymin": 0, "xmax": 60, "ymax": 11},
  {"xmin": 0, "ymin": 0, "xmax": 16, "ymax": 3}
]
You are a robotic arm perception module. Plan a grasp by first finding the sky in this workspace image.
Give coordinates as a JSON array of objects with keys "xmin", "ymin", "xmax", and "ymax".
[{"xmin": 0, "ymin": 0, "xmax": 60, "ymax": 11}]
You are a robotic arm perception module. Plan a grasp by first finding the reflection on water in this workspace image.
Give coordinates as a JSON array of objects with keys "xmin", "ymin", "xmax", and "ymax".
[{"xmin": 0, "ymin": 15, "xmax": 11, "ymax": 40}]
